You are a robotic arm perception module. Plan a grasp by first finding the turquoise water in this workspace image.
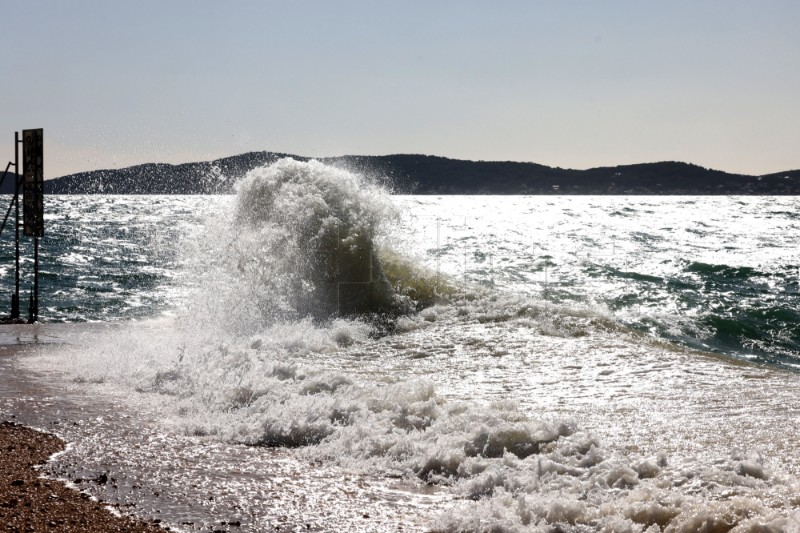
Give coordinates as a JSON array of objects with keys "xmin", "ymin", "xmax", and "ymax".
[
  {"xmin": 2, "ymin": 193, "xmax": 796, "ymax": 368},
  {"xmin": 0, "ymin": 195, "xmax": 223, "ymax": 321},
  {"xmin": 392, "ymin": 195, "xmax": 800, "ymax": 369}
]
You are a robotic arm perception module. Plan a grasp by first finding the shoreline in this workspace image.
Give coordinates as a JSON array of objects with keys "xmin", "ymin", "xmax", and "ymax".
[
  {"xmin": 0, "ymin": 420, "xmax": 165, "ymax": 533},
  {"xmin": 1, "ymin": 327, "xmax": 436, "ymax": 532}
]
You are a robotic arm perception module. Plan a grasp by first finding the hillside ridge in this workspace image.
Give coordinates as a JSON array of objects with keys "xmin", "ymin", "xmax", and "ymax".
[{"xmin": 34, "ymin": 153, "xmax": 800, "ymax": 195}]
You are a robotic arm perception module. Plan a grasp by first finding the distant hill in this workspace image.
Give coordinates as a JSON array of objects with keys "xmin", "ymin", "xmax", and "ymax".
[
  {"xmin": 0, "ymin": 171, "xmax": 20, "ymax": 195},
  {"xmin": 44, "ymin": 152, "xmax": 293, "ymax": 195},
  {"xmin": 42, "ymin": 152, "xmax": 800, "ymax": 195}
]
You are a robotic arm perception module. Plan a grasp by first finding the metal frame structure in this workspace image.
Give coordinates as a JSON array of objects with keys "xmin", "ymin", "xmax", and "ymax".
[{"xmin": 0, "ymin": 130, "xmax": 42, "ymax": 323}]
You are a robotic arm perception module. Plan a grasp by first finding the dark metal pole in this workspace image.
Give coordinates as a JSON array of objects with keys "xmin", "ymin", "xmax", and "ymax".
[
  {"xmin": 12, "ymin": 132, "xmax": 19, "ymax": 319},
  {"xmin": 32, "ymin": 236, "xmax": 38, "ymax": 322}
]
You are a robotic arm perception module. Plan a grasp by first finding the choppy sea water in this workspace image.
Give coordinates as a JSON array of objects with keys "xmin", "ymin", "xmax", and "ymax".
[{"xmin": 1, "ymin": 159, "xmax": 800, "ymax": 532}]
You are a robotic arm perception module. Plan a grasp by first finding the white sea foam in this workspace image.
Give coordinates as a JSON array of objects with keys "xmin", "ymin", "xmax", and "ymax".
[{"xmin": 36, "ymin": 309, "xmax": 800, "ymax": 531}]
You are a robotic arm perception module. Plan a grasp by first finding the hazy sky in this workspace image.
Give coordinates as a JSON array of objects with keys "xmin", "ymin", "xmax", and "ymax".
[{"xmin": 1, "ymin": 0, "xmax": 798, "ymax": 178}]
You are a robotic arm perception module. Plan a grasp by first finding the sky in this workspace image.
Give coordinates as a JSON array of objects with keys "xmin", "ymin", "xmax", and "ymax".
[{"xmin": 1, "ymin": 0, "xmax": 799, "ymax": 178}]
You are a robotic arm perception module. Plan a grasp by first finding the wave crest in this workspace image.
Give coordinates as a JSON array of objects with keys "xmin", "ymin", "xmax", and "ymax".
[{"xmin": 194, "ymin": 158, "xmax": 413, "ymax": 329}]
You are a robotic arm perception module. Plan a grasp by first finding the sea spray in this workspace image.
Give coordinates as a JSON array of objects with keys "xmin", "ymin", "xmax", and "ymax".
[{"xmin": 231, "ymin": 158, "xmax": 411, "ymax": 321}]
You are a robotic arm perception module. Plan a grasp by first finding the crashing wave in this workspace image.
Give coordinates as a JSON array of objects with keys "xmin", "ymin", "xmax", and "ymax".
[{"xmin": 198, "ymin": 158, "xmax": 419, "ymax": 327}]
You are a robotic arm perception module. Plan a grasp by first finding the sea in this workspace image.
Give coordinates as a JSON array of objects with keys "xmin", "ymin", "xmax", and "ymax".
[{"xmin": 1, "ymin": 158, "xmax": 799, "ymax": 532}]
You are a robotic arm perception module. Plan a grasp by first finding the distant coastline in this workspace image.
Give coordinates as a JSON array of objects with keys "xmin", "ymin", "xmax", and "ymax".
[{"xmin": 5, "ymin": 152, "xmax": 799, "ymax": 195}]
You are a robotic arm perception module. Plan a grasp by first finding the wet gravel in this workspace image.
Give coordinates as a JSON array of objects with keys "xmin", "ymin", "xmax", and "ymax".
[{"xmin": 0, "ymin": 421, "xmax": 165, "ymax": 533}]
